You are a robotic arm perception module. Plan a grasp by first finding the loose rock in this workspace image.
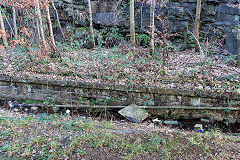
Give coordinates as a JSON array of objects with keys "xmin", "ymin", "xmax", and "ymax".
[
  {"xmin": 153, "ymin": 118, "xmax": 162, "ymax": 125},
  {"xmin": 52, "ymin": 107, "xmax": 59, "ymax": 112},
  {"xmin": 194, "ymin": 124, "xmax": 203, "ymax": 131},
  {"xmin": 13, "ymin": 108, "xmax": 20, "ymax": 112},
  {"xmin": 31, "ymin": 107, "xmax": 38, "ymax": 111},
  {"xmin": 118, "ymin": 105, "xmax": 150, "ymax": 123},
  {"xmin": 163, "ymin": 120, "xmax": 179, "ymax": 125}
]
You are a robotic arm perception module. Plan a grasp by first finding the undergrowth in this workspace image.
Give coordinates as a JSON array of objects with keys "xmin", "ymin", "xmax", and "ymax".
[
  {"xmin": 0, "ymin": 43, "xmax": 239, "ymax": 95},
  {"xmin": 0, "ymin": 112, "xmax": 239, "ymax": 159}
]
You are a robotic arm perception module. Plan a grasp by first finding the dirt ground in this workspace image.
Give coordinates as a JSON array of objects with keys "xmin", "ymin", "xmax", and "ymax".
[{"xmin": 0, "ymin": 107, "xmax": 240, "ymax": 160}]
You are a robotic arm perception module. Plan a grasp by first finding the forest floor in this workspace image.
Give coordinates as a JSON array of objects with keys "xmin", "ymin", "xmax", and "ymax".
[
  {"xmin": 0, "ymin": 107, "xmax": 240, "ymax": 160},
  {"xmin": 0, "ymin": 46, "xmax": 240, "ymax": 94}
]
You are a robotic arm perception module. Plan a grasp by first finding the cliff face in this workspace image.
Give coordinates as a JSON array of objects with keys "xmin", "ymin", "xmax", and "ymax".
[{"xmin": 53, "ymin": 0, "xmax": 239, "ymax": 54}]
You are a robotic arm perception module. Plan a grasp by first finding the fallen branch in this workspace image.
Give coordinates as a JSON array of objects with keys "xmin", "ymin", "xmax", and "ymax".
[{"xmin": 188, "ymin": 30, "xmax": 205, "ymax": 62}]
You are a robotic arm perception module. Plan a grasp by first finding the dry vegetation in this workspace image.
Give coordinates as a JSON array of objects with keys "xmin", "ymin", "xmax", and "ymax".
[
  {"xmin": 0, "ymin": 0, "xmax": 240, "ymax": 159},
  {"xmin": 0, "ymin": 108, "xmax": 239, "ymax": 160},
  {"xmin": 1, "ymin": 46, "xmax": 240, "ymax": 94}
]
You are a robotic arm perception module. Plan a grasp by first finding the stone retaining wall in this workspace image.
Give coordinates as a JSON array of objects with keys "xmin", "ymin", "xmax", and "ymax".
[{"xmin": 0, "ymin": 75, "xmax": 240, "ymax": 122}]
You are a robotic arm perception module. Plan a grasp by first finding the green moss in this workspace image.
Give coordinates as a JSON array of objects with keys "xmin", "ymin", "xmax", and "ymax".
[
  {"xmin": 79, "ymin": 97, "xmax": 89, "ymax": 101},
  {"xmin": 23, "ymin": 99, "xmax": 44, "ymax": 104},
  {"xmin": 76, "ymin": 27, "xmax": 87, "ymax": 32}
]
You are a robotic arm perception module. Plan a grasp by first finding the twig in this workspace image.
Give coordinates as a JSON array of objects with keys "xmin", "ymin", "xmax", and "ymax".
[{"xmin": 188, "ymin": 30, "xmax": 205, "ymax": 62}]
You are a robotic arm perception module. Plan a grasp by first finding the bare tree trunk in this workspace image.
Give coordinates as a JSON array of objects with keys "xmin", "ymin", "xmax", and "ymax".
[
  {"xmin": 130, "ymin": 0, "xmax": 135, "ymax": 46},
  {"xmin": 0, "ymin": 8, "xmax": 7, "ymax": 47},
  {"xmin": 237, "ymin": 29, "xmax": 240, "ymax": 67},
  {"xmin": 46, "ymin": 2, "xmax": 56, "ymax": 46},
  {"xmin": 35, "ymin": 7, "xmax": 41, "ymax": 43},
  {"xmin": 36, "ymin": 0, "xmax": 47, "ymax": 50},
  {"xmin": 194, "ymin": 0, "xmax": 201, "ymax": 52},
  {"xmin": 51, "ymin": 1, "xmax": 65, "ymax": 39},
  {"xmin": 1, "ymin": 7, "xmax": 14, "ymax": 40},
  {"xmin": 12, "ymin": 6, "xmax": 18, "ymax": 40},
  {"xmin": 140, "ymin": 2, "xmax": 143, "ymax": 31},
  {"xmin": 150, "ymin": 0, "xmax": 155, "ymax": 53},
  {"xmin": 88, "ymin": 0, "xmax": 95, "ymax": 47}
]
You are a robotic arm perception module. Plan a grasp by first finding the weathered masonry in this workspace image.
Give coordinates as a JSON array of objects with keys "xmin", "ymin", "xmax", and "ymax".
[{"xmin": 0, "ymin": 75, "xmax": 240, "ymax": 122}]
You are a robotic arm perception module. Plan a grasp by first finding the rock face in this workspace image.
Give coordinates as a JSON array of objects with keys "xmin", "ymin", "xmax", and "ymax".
[
  {"xmin": 53, "ymin": 0, "xmax": 239, "ymax": 54},
  {"xmin": 226, "ymin": 29, "xmax": 239, "ymax": 56},
  {"xmin": 94, "ymin": 13, "xmax": 117, "ymax": 26},
  {"xmin": 118, "ymin": 105, "xmax": 150, "ymax": 122}
]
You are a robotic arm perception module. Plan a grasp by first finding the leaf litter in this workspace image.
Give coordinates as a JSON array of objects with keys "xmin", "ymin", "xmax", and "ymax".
[{"xmin": 0, "ymin": 47, "xmax": 239, "ymax": 95}]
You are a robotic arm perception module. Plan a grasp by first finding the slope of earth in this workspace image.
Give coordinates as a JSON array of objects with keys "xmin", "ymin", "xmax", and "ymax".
[{"xmin": 0, "ymin": 46, "xmax": 239, "ymax": 95}]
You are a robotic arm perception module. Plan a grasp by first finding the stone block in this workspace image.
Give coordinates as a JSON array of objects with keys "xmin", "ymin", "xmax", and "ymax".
[
  {"xmin": 201, "ymin": 98, "xmax": 218, "ymax": 107},
  {"xmin": 226, "ymin": 29, "xmax": 240, "ymax": 55},
  {"xmin": 191, "ymin": 98, "xmax": 201, "ymax": 106},
  {"xmin": 93, "ymin": 13, "xmax": 116, "ymax": 26},
  {"xmin": 229, "ymin": 0, "xmax": 239, "ymax": 4},
  {"xmin": 217, "ymin": 4, "xmax": 240, "ymax": 15},
  {"xmin": 0, "ymin": 86, "xmax": 11, "ymax": 92},
  {"xmin": 204, "ymin": 0, "xmax": 220, "ymax": 3},
  {"xmin": 154, "ymin": 95, "xmax": 168, "ymax": 106},
  {"xmin": 202, "ymin": 4, "xmax": 216, "ymax": 16}
]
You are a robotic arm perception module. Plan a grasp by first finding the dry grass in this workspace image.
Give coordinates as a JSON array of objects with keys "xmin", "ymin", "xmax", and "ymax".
[
  {"xmin": 0, "ymin": 108, "xmax": 239, "ymax": 160},
  {"xmin": 0, "ymin": 47, "xmax": 239, "ymax": 95}
]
